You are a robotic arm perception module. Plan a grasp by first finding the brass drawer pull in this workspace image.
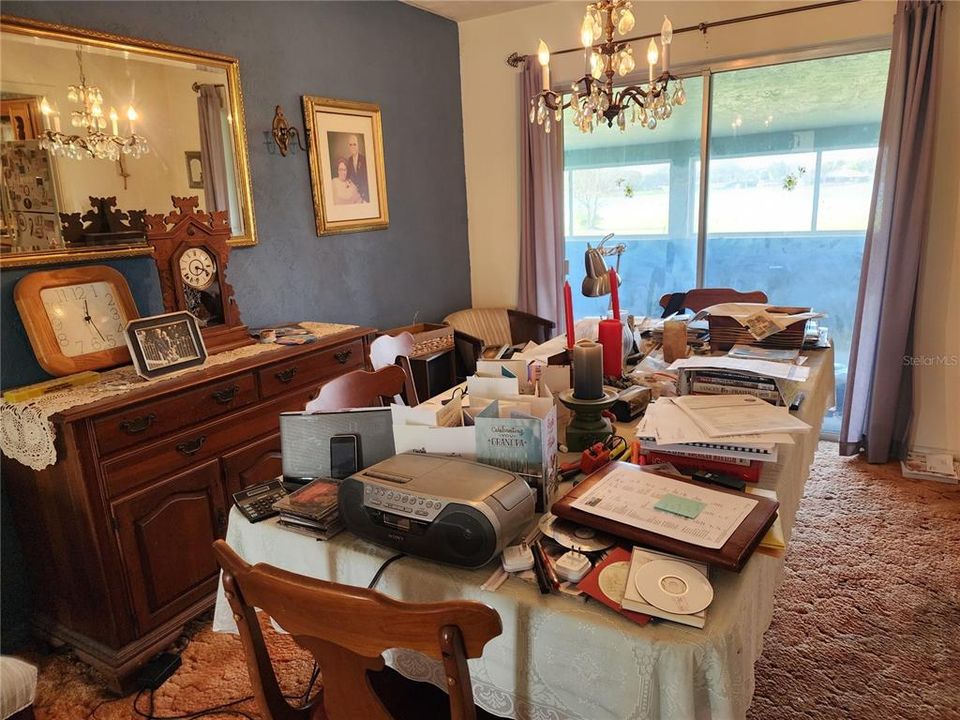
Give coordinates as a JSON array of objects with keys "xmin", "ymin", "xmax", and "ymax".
[
  {"xmin": 275, "ymin": 367, "xmax": 298, "ymax": 384},
  {"xmin": 211, "ymin": 384, "xmax": 240, "ymax": 405},
  {"xmin": 176, "ymin": 435, "xmax": 207, "ymax": 456},
  {"xmin": 334, "ymin": 349, "xmax": 353, "ymax": 364},
  {"xmin": 119, "ymin": 414, "xmax": 156, "ymax": 435}
]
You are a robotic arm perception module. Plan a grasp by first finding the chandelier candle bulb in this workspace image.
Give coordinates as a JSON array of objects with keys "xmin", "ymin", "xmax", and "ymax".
[
  {"xmin": 109, "ymin": 107, "xmax": 119, "ymax": 137},
  {"xmin": 661, "ymin": 16, "xmax": 673, "ymax": 72},
  {"xmin": 647, "ymin": 39, "xmax": 659, "ymax": 83},
  {"xmin": 127, "ymin": 105, "xmax": 137, "ymax": 134},
  {"xmin": 537, "ymin": 39, "xmax": 551, "ymax": 91},
  {"xmin": 572, "ymin": 340, "xmax": 604, "ymax": 400}
]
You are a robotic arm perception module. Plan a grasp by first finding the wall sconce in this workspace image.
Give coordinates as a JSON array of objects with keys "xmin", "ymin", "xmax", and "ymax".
[{"xmin": 270, "ymin": 104, "xmax": 307, "ymax": 157}]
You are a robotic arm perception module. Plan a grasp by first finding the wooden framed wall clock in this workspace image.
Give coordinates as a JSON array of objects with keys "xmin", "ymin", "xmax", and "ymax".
[
  {"xmin": 145, "ymin": 196, "xmax": 251, "ymax": 354},
  {"xmin": 14, "ymin": 265, "xmax": 140, "ymax": 376}
]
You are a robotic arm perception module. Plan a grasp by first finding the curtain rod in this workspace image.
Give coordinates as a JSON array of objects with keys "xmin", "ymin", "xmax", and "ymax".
[{"xmin": 505, "ymin": 0, "xmax": 861, "ymax": 67}]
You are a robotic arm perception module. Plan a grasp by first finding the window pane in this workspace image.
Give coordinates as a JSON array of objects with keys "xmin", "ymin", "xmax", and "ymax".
[
  {"xmin": 817, "ymin": 147, "xmax": 878, "ymax": 231},
  {"xmin": 564, "ymin": 76, "xmax": 704, "ymax": 318},
  {"xmin": 707, "ymin": 152, "xmax": 817, "ymax": 232},
  {"xmin": 704, "ymin": 51, "xmax": 889, "ymax": 433}
]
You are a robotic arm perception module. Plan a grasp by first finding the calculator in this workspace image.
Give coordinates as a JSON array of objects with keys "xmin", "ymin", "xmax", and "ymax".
[{"xmin": 232, "ymin": 479, "xmax": 288, "ymax": 523}]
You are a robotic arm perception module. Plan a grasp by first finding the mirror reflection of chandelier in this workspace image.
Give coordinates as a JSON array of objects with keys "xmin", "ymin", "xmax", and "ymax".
[
  {"xmin": 529, "ymin": 1, "xmax": 686, "ymax": 134},
  {"xmin": 38, "ymin": 47, "xmax": 149, "ymax": 161}
]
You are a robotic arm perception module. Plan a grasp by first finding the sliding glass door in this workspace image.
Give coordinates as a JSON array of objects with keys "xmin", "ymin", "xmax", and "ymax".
[
  {"xmin": 564, "ymin": 76, "xmax": 704, "ymax": 319},
  {"xmin": 563, "ymin": 47, "xmax": 889, "ymax": 433}
]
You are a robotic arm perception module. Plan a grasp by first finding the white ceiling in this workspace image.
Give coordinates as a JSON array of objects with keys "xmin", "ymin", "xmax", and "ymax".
[{"xmin": 403, "ymin": 1, "xmax": 549, "ymax": 22}]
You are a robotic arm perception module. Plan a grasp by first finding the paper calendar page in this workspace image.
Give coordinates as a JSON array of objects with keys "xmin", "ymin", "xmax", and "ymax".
[{"xmin": 570, "ymin": 468, "xmax": 758, "ymax": 549}]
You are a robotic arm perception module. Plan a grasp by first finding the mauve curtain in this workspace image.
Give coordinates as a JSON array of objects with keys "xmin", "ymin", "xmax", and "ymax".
[
  {"xmin": 518, "ymin": 57, "xmax": 564, "ymax": 326},
  {"xmin": 840, "ymin": 0, "xmax": 943, "ymax": 462},
  {"xmin": 197, "ymin": 84, "xmax": 229, "ymax": 214}
]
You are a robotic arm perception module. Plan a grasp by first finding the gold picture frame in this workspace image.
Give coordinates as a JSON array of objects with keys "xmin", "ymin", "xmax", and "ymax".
[{"xmin": 302, "ymin": 96, "xmax": 389, "ymax": 236}]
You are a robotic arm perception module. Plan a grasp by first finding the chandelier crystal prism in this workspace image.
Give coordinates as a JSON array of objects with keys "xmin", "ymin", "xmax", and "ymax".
[
  {"xmin": 38, "ymin": 47, "xmax": 149, "ymax": 161},
  {"xmin": 529, "ymin": 2, "xmax": 685, "ymax": 134}
]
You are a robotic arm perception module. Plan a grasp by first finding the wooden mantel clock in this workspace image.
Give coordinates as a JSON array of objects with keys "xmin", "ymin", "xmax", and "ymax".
[{"xmin": 145, "ymin": 196, "xmax": 251, "ymax": 354}]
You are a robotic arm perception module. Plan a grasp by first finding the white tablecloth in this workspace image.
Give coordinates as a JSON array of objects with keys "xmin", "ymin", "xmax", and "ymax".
[{"xmin": 213, "ymin": 350, "xmax": 834, "ymax": 720}]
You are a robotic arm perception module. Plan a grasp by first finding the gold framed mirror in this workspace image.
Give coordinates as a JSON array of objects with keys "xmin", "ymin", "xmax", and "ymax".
[{"xmin": 0, "ymin": 15, "xmax": 257, "ymax": 268}]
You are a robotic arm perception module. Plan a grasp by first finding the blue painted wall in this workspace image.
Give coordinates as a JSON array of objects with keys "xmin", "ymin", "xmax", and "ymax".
[
  {"xmin": 0, "ymin": 0, "xmax": 468, "ymax": 647},
  {"xmin": 1, "ymin": 0, "xmax": 470, "ymax": 390}
]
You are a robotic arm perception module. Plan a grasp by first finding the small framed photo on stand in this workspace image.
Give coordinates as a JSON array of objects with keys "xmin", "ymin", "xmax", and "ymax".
[{"xmin": 125, "ymin": 311, "xmax": 207, "ymax": 379}]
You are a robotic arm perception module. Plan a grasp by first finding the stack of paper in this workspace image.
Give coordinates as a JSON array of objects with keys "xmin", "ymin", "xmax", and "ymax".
[{"xmin": 636, "ymin": 394, "xmax": 809, "ymax": 463}]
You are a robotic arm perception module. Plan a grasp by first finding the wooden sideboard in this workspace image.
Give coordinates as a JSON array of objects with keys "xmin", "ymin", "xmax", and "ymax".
[{"xmin": 1, "ymin": 327, "xmax": 374, "ymax": 692}]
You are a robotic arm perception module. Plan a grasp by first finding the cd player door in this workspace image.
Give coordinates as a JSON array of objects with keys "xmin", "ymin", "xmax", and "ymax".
[{"xmin": 339, "ymin": 479, "xmax": 497, "ymax": 568}]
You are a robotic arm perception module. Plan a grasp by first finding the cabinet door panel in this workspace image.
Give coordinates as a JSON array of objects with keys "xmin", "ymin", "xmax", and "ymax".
[
  {"xmin": 112, "ymin": 460, "xmax": 225, "ymax": 634},
  {"xmin": 222, "ymin": 433, "xmax": 282, "ymax": 499}
]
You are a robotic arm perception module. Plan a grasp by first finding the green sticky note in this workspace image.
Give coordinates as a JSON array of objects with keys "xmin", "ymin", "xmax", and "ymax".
[{"xmin": 655, "ymin": 494, "xmax": 705, "ymax": 519}]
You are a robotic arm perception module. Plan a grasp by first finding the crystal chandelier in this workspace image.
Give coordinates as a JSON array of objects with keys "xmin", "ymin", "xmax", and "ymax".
[
  {"xmin": 38, "ymin": 47, "xmax": 149, "ymax": 161},
  {"xmin": 529, "ymin": 1, "xmax": 686, "ymax": 134}
]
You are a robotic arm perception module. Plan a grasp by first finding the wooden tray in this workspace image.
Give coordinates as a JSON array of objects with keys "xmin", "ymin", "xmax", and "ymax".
[{"xmin": 552, "ymin": 462, "xmax": 779, "ymax": 572}]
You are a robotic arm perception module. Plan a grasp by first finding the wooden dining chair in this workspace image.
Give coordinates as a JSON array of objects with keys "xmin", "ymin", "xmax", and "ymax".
[
  {"xmin": 213, "ymin": 540, "xmax": 503, "ymax": 720},
  {"xmin": 659, "ymin": 288, "xmax": 768, "ymax": 317},
  {"xmin": 369, "ymin": 332, "xmax": 420, "ymax": 406},
  {"xmin": 305, "ymin": 365, "xmax": 408, "ymax": 413}
]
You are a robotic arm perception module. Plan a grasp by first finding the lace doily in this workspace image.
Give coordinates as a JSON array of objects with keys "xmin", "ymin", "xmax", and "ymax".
[{"xmin": 1, "ymin": 323, "xmax": 358, "ymax": 471}]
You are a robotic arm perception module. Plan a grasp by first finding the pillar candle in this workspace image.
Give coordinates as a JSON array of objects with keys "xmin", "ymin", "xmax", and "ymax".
[
  {"xmin": 572, "ymin": 340, "xmax": 603, "ymax": 400},
  {"xmin": 564, "ymin": 280, "xmax": 575, "ymax": 349},
  {"xmin": 598, "ymin": 318, "xmax": 623, "ymax": 378}
]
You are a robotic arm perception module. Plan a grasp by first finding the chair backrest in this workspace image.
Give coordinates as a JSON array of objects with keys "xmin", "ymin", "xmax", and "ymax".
[
  {"xmin": 305, "ymin": 365, "xmax": 407, "ymax": 413},
  {"xmin": 213, "ymin": 540, "xmax": 502, "ymax": 720},
  {"xmin": 659, "ymin": 288, "xmax": 768, "ymax": 316},
  {"xmin": 443, "ymin": 308, "xmax": 513, "ymax": 347},
  {"xmin": 369, "ymin": 332, "xmax": 415, "ymax": 371}
]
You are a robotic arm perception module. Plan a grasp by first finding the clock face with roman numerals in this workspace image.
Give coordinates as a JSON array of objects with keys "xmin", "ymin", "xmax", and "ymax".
[{"xmin": 179, "ymin": 247, "xmax": 217, "ymax": 290}]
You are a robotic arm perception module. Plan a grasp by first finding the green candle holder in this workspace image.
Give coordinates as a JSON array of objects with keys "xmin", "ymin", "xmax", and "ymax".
[{"xmin": 558, "ymin": 388, "xmax": 618, "ymax": 452}]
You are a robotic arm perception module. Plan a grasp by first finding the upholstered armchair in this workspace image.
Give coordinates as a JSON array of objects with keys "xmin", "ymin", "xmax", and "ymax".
[{"xmin": 442, "ymin": 308, "xmax": 555, "ymax": 379}]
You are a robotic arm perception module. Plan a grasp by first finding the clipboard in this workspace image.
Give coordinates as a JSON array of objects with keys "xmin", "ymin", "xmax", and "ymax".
[{"xmin": 552, "ymin": 462, "xmax": 779, "ymax": 572}]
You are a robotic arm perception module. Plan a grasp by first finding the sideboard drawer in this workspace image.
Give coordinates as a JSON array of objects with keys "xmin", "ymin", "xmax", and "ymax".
[
  {"xmin": 101, "ymin": 390, "xmax": 312, "ymax": 499},
  {"xmin": 93, "ymin": 374, "xmax": 259, "ymax": 456},
  {"xmin": 258, "ymin": 340, "xmax": 364, "ymax": 399}
]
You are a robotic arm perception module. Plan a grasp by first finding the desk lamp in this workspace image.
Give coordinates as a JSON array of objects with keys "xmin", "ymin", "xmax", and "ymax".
[{"xmin": 582, "ymin": 235, "xmax": 626, "ymax": 378}]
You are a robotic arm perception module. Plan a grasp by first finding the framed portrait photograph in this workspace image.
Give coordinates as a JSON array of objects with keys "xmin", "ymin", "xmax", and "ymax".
[
  {"xmin": 302, "ymin": 95, "xmax": 389, "ymax": 236},
  {"xmin": 184, "ymin": 151, "xmax": 204, "ymax": 189},
  {"xmin": 124, "ymin": 311, "xmax": 208, "ymax": 379}
]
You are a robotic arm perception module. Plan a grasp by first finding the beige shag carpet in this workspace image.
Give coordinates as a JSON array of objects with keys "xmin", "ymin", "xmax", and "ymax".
[{"xmin": 22, "ymin": 443, "xmax": 960, "ymax": 720}]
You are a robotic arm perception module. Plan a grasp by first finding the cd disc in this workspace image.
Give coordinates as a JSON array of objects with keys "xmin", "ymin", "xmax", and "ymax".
[
  {"xmin": 539, "ymin": 514, "xmax": 615, "ymax": 553},
  {"xmin": 634, "ymin": 559, "xmax": 714, "ymax": 615},
  {"xmin": 597, "ymin": 562, "xmax": 631, "ymax": 604}
]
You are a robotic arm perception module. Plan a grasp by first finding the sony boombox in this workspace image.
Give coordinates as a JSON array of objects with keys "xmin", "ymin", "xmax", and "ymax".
[{"xmin": 338, "ymin": 453, "xmax": 535, "ymax": 568}]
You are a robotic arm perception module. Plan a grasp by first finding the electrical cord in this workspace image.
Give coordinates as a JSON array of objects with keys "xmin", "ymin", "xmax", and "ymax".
[{"xmin": 367, "ymin": 552, "xmax": 406, "ymax": 589}]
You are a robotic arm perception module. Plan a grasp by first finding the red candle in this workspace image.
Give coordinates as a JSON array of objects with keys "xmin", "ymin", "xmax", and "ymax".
[
  {"xmin": 564, "ymin": 280, "xmax": 575, "ymax": 348},
  {"xmin": 609, "ymin": 268, "xmax": 620, "ymax": 321},
  {"xmin": 598, "ymin": 318, "xmax": 623, "ymax": 377}
]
